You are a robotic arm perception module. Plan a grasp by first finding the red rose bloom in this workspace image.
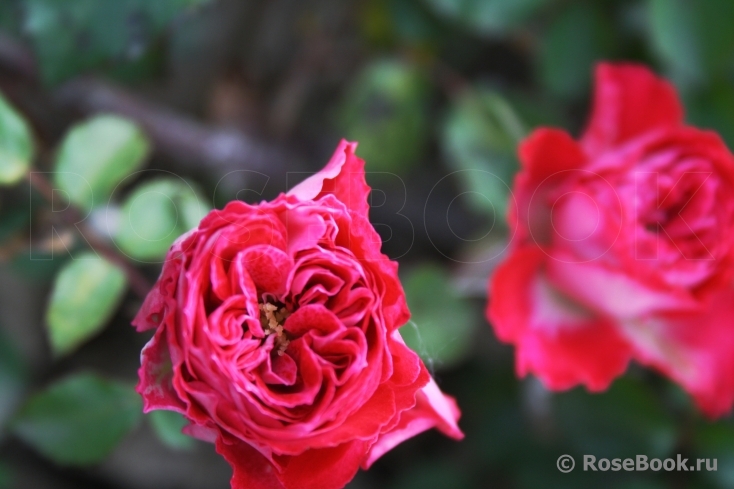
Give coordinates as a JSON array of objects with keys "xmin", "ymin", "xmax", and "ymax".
[
  {"xmin": 133, "ymin": 140, "xmax": 463, "ymax": 489},
  {"xmin": 488, "ymin": 63, "xmax": 734, "ymax": 417}
]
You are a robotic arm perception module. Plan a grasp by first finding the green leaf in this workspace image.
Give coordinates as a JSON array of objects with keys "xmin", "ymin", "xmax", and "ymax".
[
  {"xmin": 647, "ymin": 0, "xmax": 734, "ymax": 86},
  {"xmin": 422, "ymin": 0, "xmax": 550, "ymax": 36},
  {"xmin": 24, "ymin": 0, "xmax": 212, "ymax": 85},
  {"xmin": 45, "ymin": 253, "xmax": 127, "ymax": 356},
  {"xmin": 0, "ymin": 2, "xmax": 23, "ymax": 35},
  {"xmin": 647, "ymin": 0, "xmax": 702, "ymax": 87},
  {"xmin": 0, "ymin": 92, "xmax": 33, "ymax": 186},
  {"xmin": 554, "ymin": 378, "xmax": 677, "ymax": 459},
  {"xmin": 10, "ymin": 373, "xmax": 142, "ymax": 466},
  {"xmin": 53, "ymin": 115, "xmax": 150, "ymax": 211},
  {"xmin": 389, "ymin": 460, "xmax": 473, "ymax": 489},
  {"xmin": 400, "ymin": 265, "xmax": 477, "ymax": 370},
  {"xmin": 695, "ymin": 421, "xmax": 734, "ymax": 488},
  {"xmin": 340, "ymin": 59, "xmax": 430, "ymax": 174},
  {"xmin": 695, "ymin": 0, "xmax": 734, "ymax": 79},
  {"xmin": 115, "ymin": 177, "xmax": 209, "ymax": 261},
  {"xmin": 0, "ymin": 329, "xmax": 27, "ymax": 433},
  {"xmin": 539, "ymin": 2, "xmax": 617, "ymax": 99},
  {"xmin": 687, "ymin": 81, "xmax": 734, "ymax": 149},
  {"xmin": 442, "ymin": 87, "xmax": 525, "ymax": 218},
  {"xmin": 148, "ymin": 410, "xmax": 194, "ymax": 450},
  {"xmin": 0, "ymin": 461, "xmax": 12, "ymax": 489}
]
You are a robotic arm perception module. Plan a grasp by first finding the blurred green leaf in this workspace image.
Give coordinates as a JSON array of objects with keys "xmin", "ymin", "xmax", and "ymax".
[
  {"xmin": 0, "ymin": 207, "xmax": 28, "ymax": 244},
  {"xmin": 0, "ymin": 329, "xmax": 27, "ymax": 433},
  {"xmin": 539, "ymin": 2, "xmax": 617, "ymax": 99},
  {"xmin": 504, "ymin": 91, "xmax": 568, "ymax": 130},
  {"xmin": 24, "ymin": 0, "xmax": 212, "ymax": 85},
  {"xmin": 554, "ymin": 378, "xmax": 677, "ymax": 459},
  {"xmin": 389, "ymin": 459, "xmax": 473, "ymax": 489},
  {"xmin": 10, "ymin": 373, "xmax": 142, "ymax": 466},
  {"xmin": 647, "ymin": 0, "xmax": 734, "ymax": 86},
  {"xmin": 0, "ymin": 2, "xmax": 22, "ymax": 34},
  {"xmin": 422, "ymin": 0, "xmax": 549, "ymax": 36},
  {"xmin": 0, "ymin": 92, "xmax": 33, "ymax": 186},
  {"xmin": 45, "ymin": 253, "xmax": 127, "ymax": 356},
  {"xmin": 388, "ymin": 0, "xmax": 444, "ymax": 47},
  {"xmin": 400, "ymin": 265, "xmax": 477, "ymax": 370},
  {"xmin": 149, "ymin": 410, "xmax": 194, "ymax": 451},
  {"xmin": 115, "ymin": 177, "xmax": 209, "ymax": 261},
  {"xmin": 695, "ymin": 0, "xmax": 734, "ymax": 79},
  {"xmin": 361, "ymin": 0, "xmax": 442, "ymax": 49},
  {"xmin": 687, "ymin": 80, "xmax": 734, "ymax": 149},
  {"xmin": 648, "ymin": 0, "xmax": 702, "ymax": 87},
  {"xmin": 10, "ymin": 248, "xmax": 66, "ymax": 282},
  {"xmin": 0, "ymin": 461, "xmax": 12, "ymax": 489},
  {"xmin": 695, "ymin": 422, "xmax": 734, "ymax": 488},
  {"xmin": 341, "ymin": 59, "xmax": 430, "ymax": 173},
  {"xmin": 54, "ymin": 115, "xmax": 150, "ymax": 211},
  {"xmin": 442, "ymin": 87, "xmax": 525, "ymax": 218}
]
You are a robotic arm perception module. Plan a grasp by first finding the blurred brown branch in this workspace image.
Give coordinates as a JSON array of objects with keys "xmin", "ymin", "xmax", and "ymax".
[
  {"xmin": 54, "ymin": 78, "xmax": 295, "ymax": 176},
  {"xmin": 0, "ymin": 31, "xmax": 300, "ymax": 180}
]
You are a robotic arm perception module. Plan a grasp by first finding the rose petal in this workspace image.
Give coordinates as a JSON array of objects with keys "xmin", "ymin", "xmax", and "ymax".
[
  {"xmin": 238, "ymin": 245, "xmax": 293, "ymax": 297},
  {"xmin": 621, "ymin": 290, "xmax": 734, "ymax": 418},
  {"xmin": 362, "ymin": 377, "xmax": 463, "ymax": 469},
  {"xmin": 581, "ymin": 63, "xmax": 684, "ymax": 156},
  {"xmin": 216, "ymin": 436, "xmax": 285, "ymax": 489},
  {"xmin": 488, "ymin": 246, "xmax": 632, "ymax": 391},
  {"xmin": 546, "ymin": 258, "xmax": 700, "ymax": 319},
  {"xmin": 274, "ymin": 440, "xmax": 369, "ymax": 489},
  {"xmin": 137, "ymin": 326, "xmax": 186, "ymax": 413},
  {"xmin": 513, "ymin": 129, "xmax": 588, "ymax": 247},
  {"xmin": 288, "ymin": 139, "xmax": 370, "ymax": 218}
]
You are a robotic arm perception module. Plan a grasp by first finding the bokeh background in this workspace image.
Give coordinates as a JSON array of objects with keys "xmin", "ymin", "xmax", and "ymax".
[{"xmin": 1, "ymin": 0, "xmax": 734, "ymax": 488}]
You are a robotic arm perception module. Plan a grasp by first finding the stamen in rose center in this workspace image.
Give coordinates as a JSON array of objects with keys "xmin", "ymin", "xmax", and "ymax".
[{"xmin": 258, "ymin": 302, "xmax": 291, "ymax": 356}]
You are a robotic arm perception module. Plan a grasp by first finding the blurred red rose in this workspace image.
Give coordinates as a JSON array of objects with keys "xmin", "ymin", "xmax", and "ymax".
[
  {"xmin": 134, "ymin": 140, "xmax": 463, "ymax": 489},
  {"xmin": 488, "ymin": 63, "xmax": 734, "ymax": 417}
]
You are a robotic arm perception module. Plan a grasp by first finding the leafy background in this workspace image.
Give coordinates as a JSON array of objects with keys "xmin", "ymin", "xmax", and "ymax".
[{"xmin": 0, "ymin": 0, "xmax": 733, "ymax": 488}]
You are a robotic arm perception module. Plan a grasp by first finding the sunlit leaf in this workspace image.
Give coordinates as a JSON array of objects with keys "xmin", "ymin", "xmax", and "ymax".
[
  {"xmin": 0, "ymin": 92, "xmax": 33, "ymax": 186},
  {"xmin": 10, "ymin": 373, "xmax": 142, "ymax": 466},
  {"xmin": 53, "ymin": 115, "xmax": 150, "ymax": 211},
  {"xmin": 115, "ymin": 177, "xmax": 209, "ymax": 261},
  {"xmin": 45, "ymin": 253, "xmax": 127, "ymax": 356}
]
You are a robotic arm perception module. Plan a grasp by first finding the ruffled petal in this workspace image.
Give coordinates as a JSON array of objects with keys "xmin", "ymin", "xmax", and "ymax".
[
  {"xmin": 488, "ymin": 246, "xmax": 632, "ymax": 391},
  {"xmin": 363, "ymin": 376, "xmax": 463, "ymax": 469},
  {"xmin": 137, "ymin": 326, "xmax": 186, "ymax": 413},
  {"xmin": 288, "ymin": 139, "xmax": 370, "ymax": 219},
  {"xmin": 513, "ymin": 129, "xmax": 588, "ymax": 247},
  {"xmin": 274, "ymin": 440, "xmax": 369, "ymax": 489},
  {"xmin": 216, "ymin": 436, "xmax": 285, "ymax": 489},
  {"xmin": 581, "ymin": 63, "xmax": 684, "ymax": 156},
  {"xmin": 546, "ymin": 259, "xmax": 700, "ymax": 319}
]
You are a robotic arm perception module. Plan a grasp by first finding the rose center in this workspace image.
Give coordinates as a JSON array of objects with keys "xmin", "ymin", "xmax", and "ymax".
[{"xmin": 258, "ymin": 302, "xmax": 291, "ymax": 356}]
